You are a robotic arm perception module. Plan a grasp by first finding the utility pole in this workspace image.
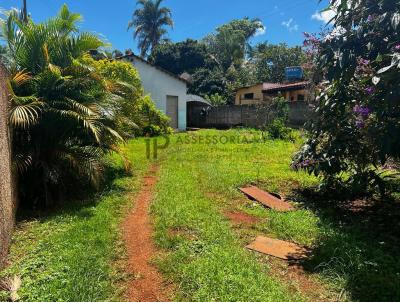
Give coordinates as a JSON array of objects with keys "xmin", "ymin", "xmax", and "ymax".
[{"xmin": 22, "ymin": 0, "xmax": 28, "ymax": 23}]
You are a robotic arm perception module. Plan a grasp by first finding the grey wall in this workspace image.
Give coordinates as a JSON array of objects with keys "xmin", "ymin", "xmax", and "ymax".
[
  {"xmin": 188, "ymin": 102, "xmax": 313, "ymax": 129},
  {"xmin": 0, "ymin": 64, "xmax": 16, "ymax": 268}
]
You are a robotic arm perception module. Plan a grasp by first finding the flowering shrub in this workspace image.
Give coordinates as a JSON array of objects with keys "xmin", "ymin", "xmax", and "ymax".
[{"xmin": 293, "ymin": 0, "xmax": 400, "ymax": 195}]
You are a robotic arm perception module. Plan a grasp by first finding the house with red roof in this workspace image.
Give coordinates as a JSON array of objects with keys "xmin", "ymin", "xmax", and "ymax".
[{"xmin": 235, "ymin": 67, "xmax": 311, "ymax": 105}]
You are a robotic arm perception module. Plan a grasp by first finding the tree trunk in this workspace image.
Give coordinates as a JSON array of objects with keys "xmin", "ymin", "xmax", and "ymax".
[{"xmin": 23, "ymin": 0, "xmax": 28, "ymax": 23}]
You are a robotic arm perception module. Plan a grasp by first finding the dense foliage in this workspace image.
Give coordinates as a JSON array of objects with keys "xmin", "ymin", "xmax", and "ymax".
[
  {"xmin": 84, "ymin": 57, "xmax": 171, "ymax": 137},
  {"xmin": 204, "ymin": 18, "xmax": 263, "ymax": 71},
  {"xmin": 147, "ymin": 17, "xmax": 306, "ymax": 104},
  {"xmin": 250, "ymin": 42, "xmax": 306, "ymax": 83},
  {"xmin": 0, "ymin": 5, "xmax": 169, "ymax": 208},
  {"xmin": 0, "ymin": 44, "xmax": 8, "ymax": 63},
  {"xmin": 128, "ymin": 0, "xmax": 173, "ymax": 57},
  {"xmin": 148, "ymin": 39, "xmax": 214, "ymax": 74},
  {"xmin": 293, "ymin": 0, "xmax": 400, "ymax": 194}
]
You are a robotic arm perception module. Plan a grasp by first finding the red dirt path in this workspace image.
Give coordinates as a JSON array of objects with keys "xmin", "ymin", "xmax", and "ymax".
[{"xmin": 122, "ymin": 165, "xmax": 170, "ymax": 302}]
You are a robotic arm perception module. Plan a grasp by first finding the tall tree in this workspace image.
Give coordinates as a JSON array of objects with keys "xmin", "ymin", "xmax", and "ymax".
[
  {"xmin": 128, "ymin": 0, "xmax": 173, "ymax": 57},
  {"xmin": 22, "ymin": 0, "xmax": 28, "ymax": 23},
  {"xmin": 251, "ymin": 42, "xmax": 306, "ymax": 83},
  {"xmin": 148, "ymin": 39, "xmax": 214, "ymax": 74},
  {"xmin": 204, "ymin": 18, "xmax": 264, "ymax": 70}
]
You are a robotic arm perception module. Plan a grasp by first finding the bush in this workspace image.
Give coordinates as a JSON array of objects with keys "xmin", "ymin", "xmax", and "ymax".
[
  {"xmin": 135, "ymin": 96, "xmax": 173, "ymax": 136},
  {"xmin": 2, "ymin": 6, "xmax": 126, "ymax": 208},
  {"xmin": 293, "ymin": 1, "xmax": 400, "ymax": 195},
  {"xmin": 265, "ymin": 119, "xmax": 293, "ymax": 140},
  {"xmin": 2, "ymin": 5, "xmax": 170, "ymax": 209},
  {"xmin": 83, "ymin": 57, "xmax": 172, "ymax": 138},
  {"xmin": 204, "ymin": 93, "xmax": 225, "ymax": 107}
]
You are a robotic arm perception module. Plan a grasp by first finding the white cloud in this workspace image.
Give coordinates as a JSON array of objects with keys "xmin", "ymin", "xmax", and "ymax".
[
  {"xmin": 311, "ymin": 9, "xmax": 336, "ymax": 23},
  {"xmin": 281, "ymin": 18, "xmax": 299, "ymax": 32},
  {"xmin": 254, "ymin": 21, "xmax": 266, "ymax": 36}
]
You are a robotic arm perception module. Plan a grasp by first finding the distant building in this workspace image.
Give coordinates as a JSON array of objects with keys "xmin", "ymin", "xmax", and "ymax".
[
  {"xmin": 235, "ymin": 67, "xmax": 311, "ymax": 105},
  {"xmin": 118, "ymin": 53, "xmax": 188, "ymax": 131}
]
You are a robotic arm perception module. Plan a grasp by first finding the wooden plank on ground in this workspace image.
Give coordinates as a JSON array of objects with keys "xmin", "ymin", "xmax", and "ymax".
[
  {"xmin": 246, "ymin": 236, "xmax": 309, "ymax": 260},
  {"xmin": 239, "ymin": 186, "xmax": 295, "ymax": 212}
]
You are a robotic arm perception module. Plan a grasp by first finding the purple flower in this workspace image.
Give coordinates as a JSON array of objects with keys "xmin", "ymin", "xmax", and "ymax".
[
  {"xmin": 359, "ymin": 59, "xmax": 370, "ymax": 65},
  {"xmin": 356, "ymin": 120, "xmax": 365, "ymax": 129},
  {"xmin": 302, "ymin": 160, "xmax": 311, "ymax": 167},
  {"xmin": 367, "ymin": 15, "xmax": 374, "ymax": 22},
  {"xmin": 395, "ymin": 44, "xmax": 400, "ymax": 51},
  {"xmin": 365, "ymin": 87, "xmax": 374, "ymax": 95},
  {"xmin": 353, "ymin": 105, "xmax": 371, "ymax": 117}
]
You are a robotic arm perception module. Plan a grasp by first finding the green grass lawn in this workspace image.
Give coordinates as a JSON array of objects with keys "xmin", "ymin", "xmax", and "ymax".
[
  {"xmin": 152, "ymin": 129, "xmax": 400, "ymax": 302},
  {"xmin": 0, "ymin": 139, "xmax": 151, "ymax": 302},
  {"xmin": 1, "ymin": 129, "xmax": 399, "ymax": 302},
  {"xmin": 152, "ymin": 129, "xmax": 315, "ymax": 301}
]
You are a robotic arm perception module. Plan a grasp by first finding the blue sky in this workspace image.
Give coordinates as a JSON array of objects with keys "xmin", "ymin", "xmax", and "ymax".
[{"xmin": 1, "ymin": 0, "xmax": 331, "ymax": 52}]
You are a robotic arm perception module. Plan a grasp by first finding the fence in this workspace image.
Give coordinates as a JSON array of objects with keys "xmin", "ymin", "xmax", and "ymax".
[
  {"xmin": 187, "ymin": 101, "xmax": 313, "ymax": 129},
  {"xmin": 0, "ymin": 64, "xmax": 17, "ymax": 268}
]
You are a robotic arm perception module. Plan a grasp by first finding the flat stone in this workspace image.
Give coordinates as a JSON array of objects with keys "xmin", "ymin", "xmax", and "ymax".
[
  {"xmin": 239, "ymin": 186, "xmax": 295, "ymax": 212},
  {"xmin": 246, "ymin": 236, "xmax": 309, "ymax": 260}
]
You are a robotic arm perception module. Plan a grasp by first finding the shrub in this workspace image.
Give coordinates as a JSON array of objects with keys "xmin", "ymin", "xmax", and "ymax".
[
  {"xmin": 293, "ymin": 1, "xmax": 400, "ymax": 196},
  {"xmin": 83, "ymin": 57, "xmax": 172, "ymax": 138},
  {"xmin": 265, "ymin": 119, "xmax": 293, "ymax": 140},
  {"xmin": 204, "ymin": 93, "xmax": 225, "ymax": 107},
  {"xmin": 135, "ymin": 95, "xmax": 173, "ymax": 136},
  {"xmin": 2, "ymin": 6, "xmax": 125, "ymax": 207}
]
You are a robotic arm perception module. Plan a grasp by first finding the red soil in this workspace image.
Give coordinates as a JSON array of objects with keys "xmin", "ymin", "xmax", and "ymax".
[
  {"xmin": 225, "ymin": 211, "xmax": 259, "ymax": 225},
  {"xmin": 122, "ymin": 165, "xmax": 171, "ymax": 302}
]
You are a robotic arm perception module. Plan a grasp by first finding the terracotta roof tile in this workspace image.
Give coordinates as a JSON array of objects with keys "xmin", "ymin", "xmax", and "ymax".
[{"xmin": 262, "ymin": 81, "xmax": 309, "ymax": 92}]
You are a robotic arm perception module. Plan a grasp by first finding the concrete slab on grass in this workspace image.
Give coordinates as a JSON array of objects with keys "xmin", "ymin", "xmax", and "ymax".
[
  {"xmin": 246, "ymin": 236, "xmax": 309, "ymax": 260},
  {"xmin": 239, "ymin": 186, "xmax": 295, "ymax": 212}
]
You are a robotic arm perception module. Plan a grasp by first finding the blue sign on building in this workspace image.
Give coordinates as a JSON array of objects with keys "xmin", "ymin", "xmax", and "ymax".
[{"xmin": 285, "ymin": 67, "xmax": 304, "ymax": 81}]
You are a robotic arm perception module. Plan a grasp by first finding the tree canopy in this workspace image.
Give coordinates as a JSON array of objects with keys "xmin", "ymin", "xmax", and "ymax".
[
  {"xmin": 148, "ymin": 39, "xmax": 214, "ymax": 74},
  {"xmin": 205, "ymin": 18, "xmax": 264, "ymax": 70},
  {"xmin": 250, "ymin": 42, "xmax": 306, "ymax": 83},
  {"xmin": 146, "ymin": 17, "xmax": 307, "ymax": 104}
]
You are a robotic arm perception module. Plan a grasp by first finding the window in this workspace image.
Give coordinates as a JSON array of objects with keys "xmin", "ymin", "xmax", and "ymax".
[
  {"xmin": 243, "ymin": 93, "xmax": 254, "ymax": 100},
  {"xmin": 291, "ymin": 96, "xmax": 295, "ymax": 101},
  {"xmin": 297, "ymin": 94, "xmax": 305, "ymax": 101}
]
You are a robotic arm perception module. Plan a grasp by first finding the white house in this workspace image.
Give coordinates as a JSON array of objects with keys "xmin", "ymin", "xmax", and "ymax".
[{"xmin": 119, "ymin": 53, "xmax": 188, "ymax": 131}]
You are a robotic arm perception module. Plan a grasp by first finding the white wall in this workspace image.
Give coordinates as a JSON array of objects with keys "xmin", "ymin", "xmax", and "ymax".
[{"xmin": 125, "ymin": 57, "xmax": 187, "ymax": 130}]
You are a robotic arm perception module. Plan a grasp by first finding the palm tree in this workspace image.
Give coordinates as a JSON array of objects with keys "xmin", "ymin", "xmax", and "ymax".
[
  {"xmin": 128, "ymin": 0, "xmax": 173, "ymax": 57},
  {"xmin": 2, "ymin": 5, "xmax": 124, "ymax": 207},
  {"xmin": 22, "ymin": 0, "xmax": 28, "ymax": 23}
]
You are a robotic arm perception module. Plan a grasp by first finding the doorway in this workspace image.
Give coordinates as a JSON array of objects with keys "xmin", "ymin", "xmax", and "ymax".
[{"xmin": 166, "ymin": 96, "xmax": 179, "ymax": 129}]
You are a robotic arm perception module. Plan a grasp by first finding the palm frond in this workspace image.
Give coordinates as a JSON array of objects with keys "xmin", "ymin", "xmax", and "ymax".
[
  {"xmin": 104, "ymin": 126, "xmax": 124, "ymax": 142},
  {"xmin": 13, "ymin": 153, "xmax": 33, "ymax": 173},
  {"xmin": 10, "ymin": 70, "xmax": 31, "ymax": 86},
  {"xmin": 9, "ymin": 100, "xmax": 44, "ymax": 129}
]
